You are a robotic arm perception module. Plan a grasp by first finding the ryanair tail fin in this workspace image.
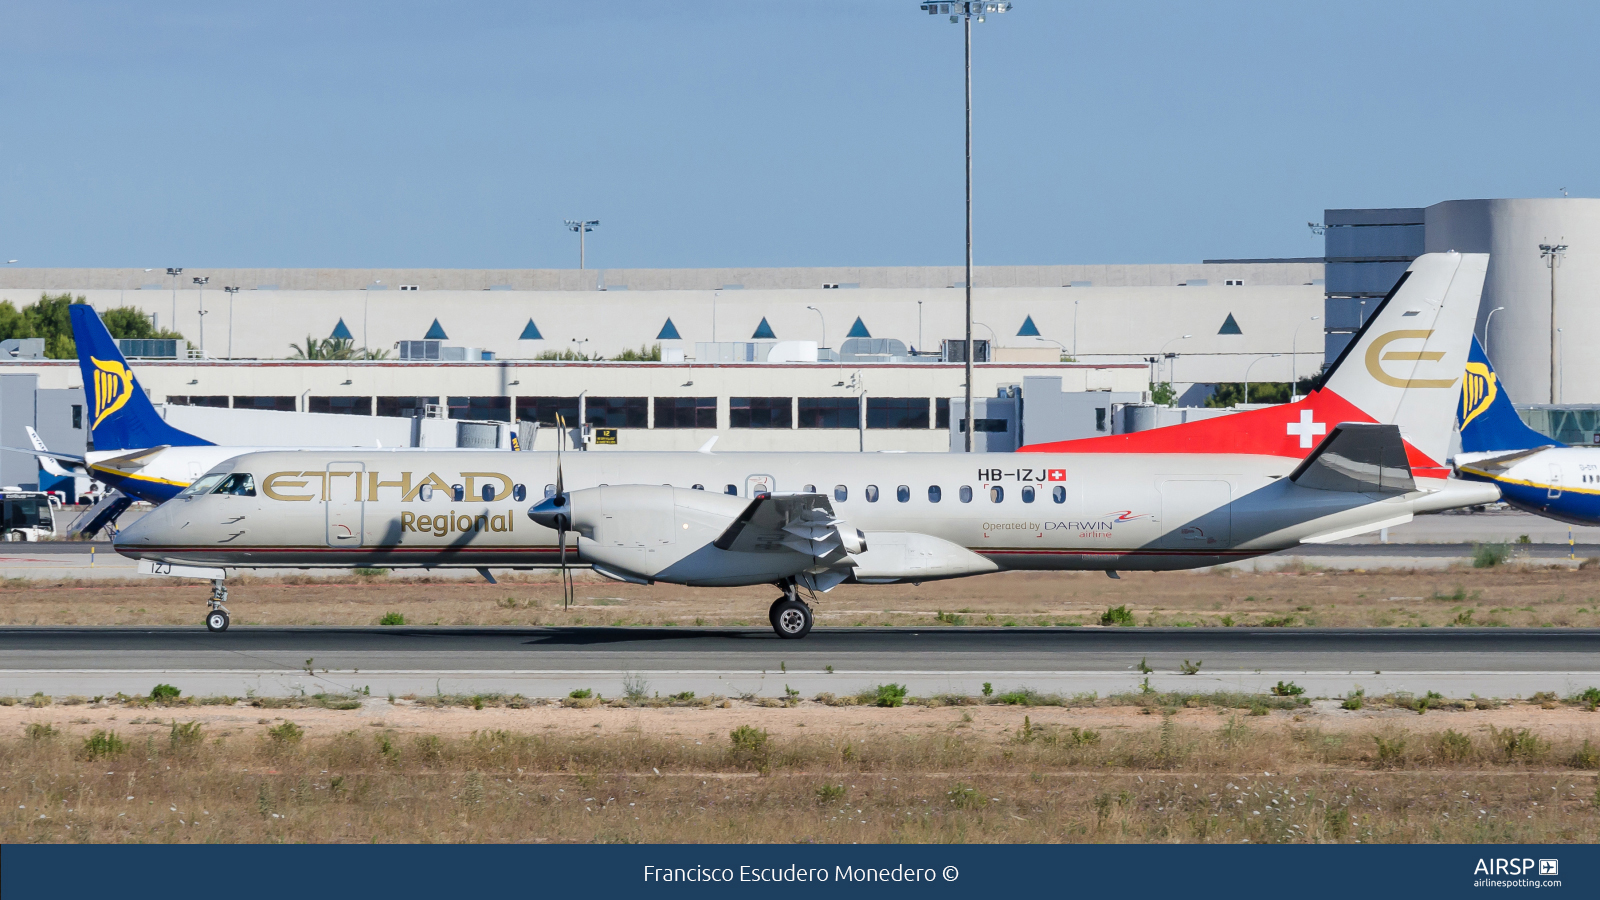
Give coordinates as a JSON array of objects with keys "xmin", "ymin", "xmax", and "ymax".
[
  {"xmin": 69, "ymin": 305, "xmax": 212, "ymax": 451},
  {"xmin": 1457, "ymin": 334, "xmax": 1562, "ymax": 453}
]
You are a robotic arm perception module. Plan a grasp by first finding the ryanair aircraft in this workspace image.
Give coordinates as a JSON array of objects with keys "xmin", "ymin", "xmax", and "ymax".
[
  {"xmin": 115, "ymin": 253, "xmax": 1500, "ymax": 637},
  {"xmin": 6, "ymin": 306, "xmax": 456, "ymax": 535},
  {"xmin": 1455, "ymin": 335, "xmax": 1599, "ymax": 526}
]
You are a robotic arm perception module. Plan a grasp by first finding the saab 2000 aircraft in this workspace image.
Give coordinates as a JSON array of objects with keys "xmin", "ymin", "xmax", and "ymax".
[
  {"xmin": 1455, "ymin": 335, "xmax": 1600, "ymax": 525},
  {"xmin": 115, "ymin": 252, "xmax": 1500, "ymax": 637}
]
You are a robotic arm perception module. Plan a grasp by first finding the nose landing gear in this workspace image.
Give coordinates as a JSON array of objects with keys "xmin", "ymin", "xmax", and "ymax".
[
  {"xmin": 205, "ymin": 579, "xmax": 231, "ymax": 633},
  {"xmin": 768, "ymin": 582, "xmax": 813, "ymax": 639}
]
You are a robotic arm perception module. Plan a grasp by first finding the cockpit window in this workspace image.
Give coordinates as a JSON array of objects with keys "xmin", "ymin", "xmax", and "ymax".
[
  {"xmin": 181, "ymin": 474, "xmax": 226, "ymax": 497},
  {"xmin": 212, "ymin": 473, "xmax": 256, "ymax": 497}
]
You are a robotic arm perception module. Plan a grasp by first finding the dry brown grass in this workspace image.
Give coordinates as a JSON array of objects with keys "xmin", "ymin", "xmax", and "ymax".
[
  {"xmin": 4, "ymin": 565, "xmax": 1600, "ymax": 628},
  {"xmin": 5, "ymin": 698, "xmax": 1598, "ymax": 844}
]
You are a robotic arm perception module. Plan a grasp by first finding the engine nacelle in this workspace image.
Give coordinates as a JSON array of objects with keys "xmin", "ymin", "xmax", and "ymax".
[{"xmin": 527, "ymin": 485, "xmax": 858, "ymax": 587}]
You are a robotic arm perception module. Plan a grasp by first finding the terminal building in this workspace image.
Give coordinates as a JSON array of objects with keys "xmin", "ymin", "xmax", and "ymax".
[{"xmin": 0, "ymin": 196, "xmax": 1594, "ymax": 495}]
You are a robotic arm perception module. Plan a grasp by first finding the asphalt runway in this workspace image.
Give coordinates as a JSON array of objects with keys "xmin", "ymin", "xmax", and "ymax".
[{"xmin": 4, "ymin": 626, "xmax": 1596, "ymax": 701}]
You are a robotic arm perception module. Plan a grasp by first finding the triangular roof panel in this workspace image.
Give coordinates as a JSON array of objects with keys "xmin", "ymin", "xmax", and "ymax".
[
  {"xmin": 329, "ymin": 318, "xmax": 353, "ymax": 341},
  {"xmin": 424, "ymin": 318, "xmax": 449, "ymax": 340},
  {"xmin": 518, "ymin": 318, "xmax": 543, "ymax": 340},
  {"xmin": 656, "ymin": 317, "xmax": 682, "ymax": 341},
  {"xmin": 751, "ymin": 317, "xmax": 776, "ymax": 340},
  {"xmin": 846, "ymin": 317, "xmax": 871, "ymax": 338},
  {"xmin": 1218, "ymin": 313, "xmax": 1242, "ymax": 335},
  {"xmin": 1017, "ymin": 315, "xmax": 1040, "ymax": 337}
]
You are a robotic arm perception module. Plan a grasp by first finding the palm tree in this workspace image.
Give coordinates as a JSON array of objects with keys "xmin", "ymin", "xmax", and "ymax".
[{"xmin": 287, "ymin": 337, "xmax": 390, "ymax": 360}]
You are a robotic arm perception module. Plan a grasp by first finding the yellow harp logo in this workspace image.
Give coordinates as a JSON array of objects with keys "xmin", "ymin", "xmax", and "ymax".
[
  {"xmin": 1363, "ymin": 330, "xmax": 1457, "ymax": 389},
  {"xmin": 1459, "ymin": 361, "xmax": 1497, "ymax": 430},
  {"xmin": 89, "ymin": 356, "xmax": 135, "ymax": 429}
]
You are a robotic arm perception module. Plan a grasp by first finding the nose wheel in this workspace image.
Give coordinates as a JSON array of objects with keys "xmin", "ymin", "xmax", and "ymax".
[
  {"xmin": 205, "ymin": 608, "xmax": 230, "ymax": 632},
  {"xmin": 205, "ymin": 579, "xmax": 230, "ymax": 633}
]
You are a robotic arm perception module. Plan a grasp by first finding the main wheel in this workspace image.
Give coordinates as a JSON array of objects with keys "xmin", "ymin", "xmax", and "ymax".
[
  {"xmin": 205, "ymin": 609, "xmax": 230, "ymax": 633},
  {"xmin": 768, "ymin": 597, "xmax": 787, "ymax": 631},
  {"xmin": 770, "ymin": 599, "xmax": 813, "ymax": 639}
]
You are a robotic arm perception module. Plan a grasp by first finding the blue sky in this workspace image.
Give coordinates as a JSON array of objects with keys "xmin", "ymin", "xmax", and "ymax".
[{"xmin": 2, "ymin": 1, "xmax": 1595, "ymax": 268}]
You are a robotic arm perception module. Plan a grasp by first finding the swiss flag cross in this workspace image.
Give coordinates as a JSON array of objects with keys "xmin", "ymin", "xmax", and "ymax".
[{"xmin": 1046, "ymin": 469, "xmax": 1067, "ymax": 481}]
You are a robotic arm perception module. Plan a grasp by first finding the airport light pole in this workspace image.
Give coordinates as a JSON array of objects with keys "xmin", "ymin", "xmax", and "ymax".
[
  {"xmin": 223, "ymin": 286, "xmax": 239, "ymax": 359},
  {"xmin": 1291, "ymin": 315, "xmax": 1320, "ymax": 399},
  {"xmin": 1243, "ymin": 354, "xmax": 1281, "ymax": 406},
  {"xmin": 1071, "ymin": 298, "xmax": 1079, "ymax": 359},
  {"xmin": 1159, "ymin": 334, "xmax": 1191, "ymax": 385},
  {"xmin": 1539, "ymin": 241, "xmax": 1566, "ymax": 404},
  {"xmin": 918, "ymin": 0, "xmax": 1012, "ymax": 451},
  {"xmin": 1557, "ymin": 327, "xmax": 1565, "ymax": 403},
  {"xmin": 806, "ymin": 305, "xmax": 826, "ymax": 349},
  {"xmin": 192, "ymin": 277, "xmax": 209, "ymax": 358},
  {"xmin": 166, "ymin": 267, "xmax": 183, "ymax": 334},
  {"xmin": 1482, "ymin": 306, "xmax": 1505, "ymax": 363},
  {"xmin": 565, "ymin": 220, "xmax": 599, "ymax": 270}
]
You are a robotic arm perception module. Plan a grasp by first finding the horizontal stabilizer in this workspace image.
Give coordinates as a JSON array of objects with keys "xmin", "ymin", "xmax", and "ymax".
[
  {"xmin": 90, "ymin": 445, "xmax": 171, "ymax": 473},
  {"xmin": 1289, "ymin": 423, "xmax": 1415, "ymax": 494}
]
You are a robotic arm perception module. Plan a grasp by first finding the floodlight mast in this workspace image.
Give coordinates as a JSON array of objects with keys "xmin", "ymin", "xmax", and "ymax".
[
  {"xmin": 1539, "ymin": 241, "xmax": 1566, "ymax": 403},
  {"xmin": 918, "ymin": 1, "xmax": 1011, "ymax": 451},
  {"xmin": 565, "ymin": 219, "xmax": 600, "ymax": 270}
]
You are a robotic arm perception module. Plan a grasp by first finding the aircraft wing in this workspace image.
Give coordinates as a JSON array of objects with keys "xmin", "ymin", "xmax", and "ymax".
[
  {"xmin": 712, "ymin": 492, "xmax": 858, "ymax": 562},
  {"xmin": 1, "ymin": 445, "xmax": 86, "ymax": 465},
  {"xmin": 89, "ymin": 445, "xmax": 171, "ymax": 473},
  {"xmin": 1288, "ymin": 423, "xmax": 1416, "ymax": 495}
]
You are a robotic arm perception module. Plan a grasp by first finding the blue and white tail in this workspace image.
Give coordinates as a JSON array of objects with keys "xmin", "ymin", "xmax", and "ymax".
[
  {"xmin": 69, "ymin": 305, "xmax": 212, "ymax": 451},
  {"xmin": 1457, "ymin": 335, "xmax": 1561, "ymax": 453}
]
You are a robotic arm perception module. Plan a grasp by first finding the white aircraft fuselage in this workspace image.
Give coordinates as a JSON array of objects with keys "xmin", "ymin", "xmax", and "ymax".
[{"xmin": 114, "ymin": 448, "xmax": 1497, "ymax": 582}]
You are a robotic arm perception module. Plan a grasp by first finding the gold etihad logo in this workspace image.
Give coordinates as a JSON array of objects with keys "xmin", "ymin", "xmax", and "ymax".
[
  {"xmin": 1459, "ymin": 361, "xmax": 1497, "ymax": 429},
  {"xmin": 89, "ymin": 356, "xmax": 135, "ymax": 428},
  {"xmin": 1364, "ymin": 330, "xmax": 1457, "ymax": 389}
]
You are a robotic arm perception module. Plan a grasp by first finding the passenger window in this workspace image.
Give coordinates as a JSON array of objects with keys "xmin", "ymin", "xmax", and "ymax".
[
  {"xmin": 1052, "ymin": 485, "xmax": 1066, "ymax": 503},
  {"xmin": 804, "ymin": 484, "xmax": 816, "ymax": 493},
  {"xmin": 1021, "ymin": 485, "xmax": 1035, "ymax": 503},
  {"xmin": 452, "ymin": 484, "xmax": 465, "ymax": 502},
  {"xmin": 692, "ymin": 484, "xmax": 704, "ymax": 491},
  {"xmin": 896, "ymin": 485, "xmax": 909, "ymax": 502},
  {"xmin": 544, "ymin": 484, "xmax": 555, "ymax": 499},
  {"xmin": 513, "ymin": 484, "xmax": 526, "ymax": 502},
  {"xmin": 481, "ymin": 484, "xmax": 495, "ymax": 502},
  {"xmin": 865, "ymin": 485, "xmax": 880, "ymax": 502},
  {"xmin": 834, "ymin": 485, "xmax": 848, "ymax": 502},
  {"xmin": 212, "ymin": 473, "xmax": 256, "ymax": 497},
  {"xmin": 928, "ymin": 485, "xmax": 942, "ymax": 503},
  {"xmin": 181, "ymin": 474, "xmax": 226, "ymax": 497},
  {"xmin": 959, "ymin": 485, "xmax": 972, "ymax": 503},
  {"xmin": 725, "ymin": 484, "xmax": 738, "ymax": 495},
  {"xmin": 990, "ymin": 486, "xmax": 1004, "ymax": 503},
  {"xmin": 419, "ymin": 484, "xmax": 435, "ymax": 502}
]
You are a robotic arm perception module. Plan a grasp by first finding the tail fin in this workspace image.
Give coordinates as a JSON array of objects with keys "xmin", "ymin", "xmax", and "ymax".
[
  {"xmin": 69, "ymin": 305, "xmax": 212, "ymax": 451},
  {"xmin": 1457, "ymin": 334, "xmax": 1562, "ymax": 452},
  {"xmin": 1020, "ymin": 252, "xmax": 1487, "ymax": 479},
  {"xmin": 1317, "ymin": 252, "xmax": 1487, "ymax": 469}
]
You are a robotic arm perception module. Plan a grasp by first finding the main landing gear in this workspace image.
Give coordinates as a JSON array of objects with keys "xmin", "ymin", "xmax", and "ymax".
[
  {"xmin": 205, "ymin": 579, "xmax": 231, "ymax": 633},
  {"xmin": 768, "ymin": 582, "xmax": 813, "ymax": 640}
]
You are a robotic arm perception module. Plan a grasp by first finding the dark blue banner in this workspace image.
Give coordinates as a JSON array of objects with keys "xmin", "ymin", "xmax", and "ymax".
[{"xmin": 3, "ymin": 844, "xmax": 1595, "ymax": 898}]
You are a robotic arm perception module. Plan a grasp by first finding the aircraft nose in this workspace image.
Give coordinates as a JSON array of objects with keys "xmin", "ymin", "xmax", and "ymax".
[
  {"xmin": 111, "ymin": 503, "xmax": 173, "ymax": 554},
  {"xmin": 527, "ymin": 495, "xmax": 569, "ymax": 530}
]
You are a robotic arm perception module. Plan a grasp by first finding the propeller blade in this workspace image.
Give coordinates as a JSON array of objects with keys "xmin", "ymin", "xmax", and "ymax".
[
  {"xmin": 554, "ymin": 412, "xmax": 565, "ymax": 499},
  {"xmin": 558, "ymin": 516, "xmax": 569, "ymax": 610}
]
